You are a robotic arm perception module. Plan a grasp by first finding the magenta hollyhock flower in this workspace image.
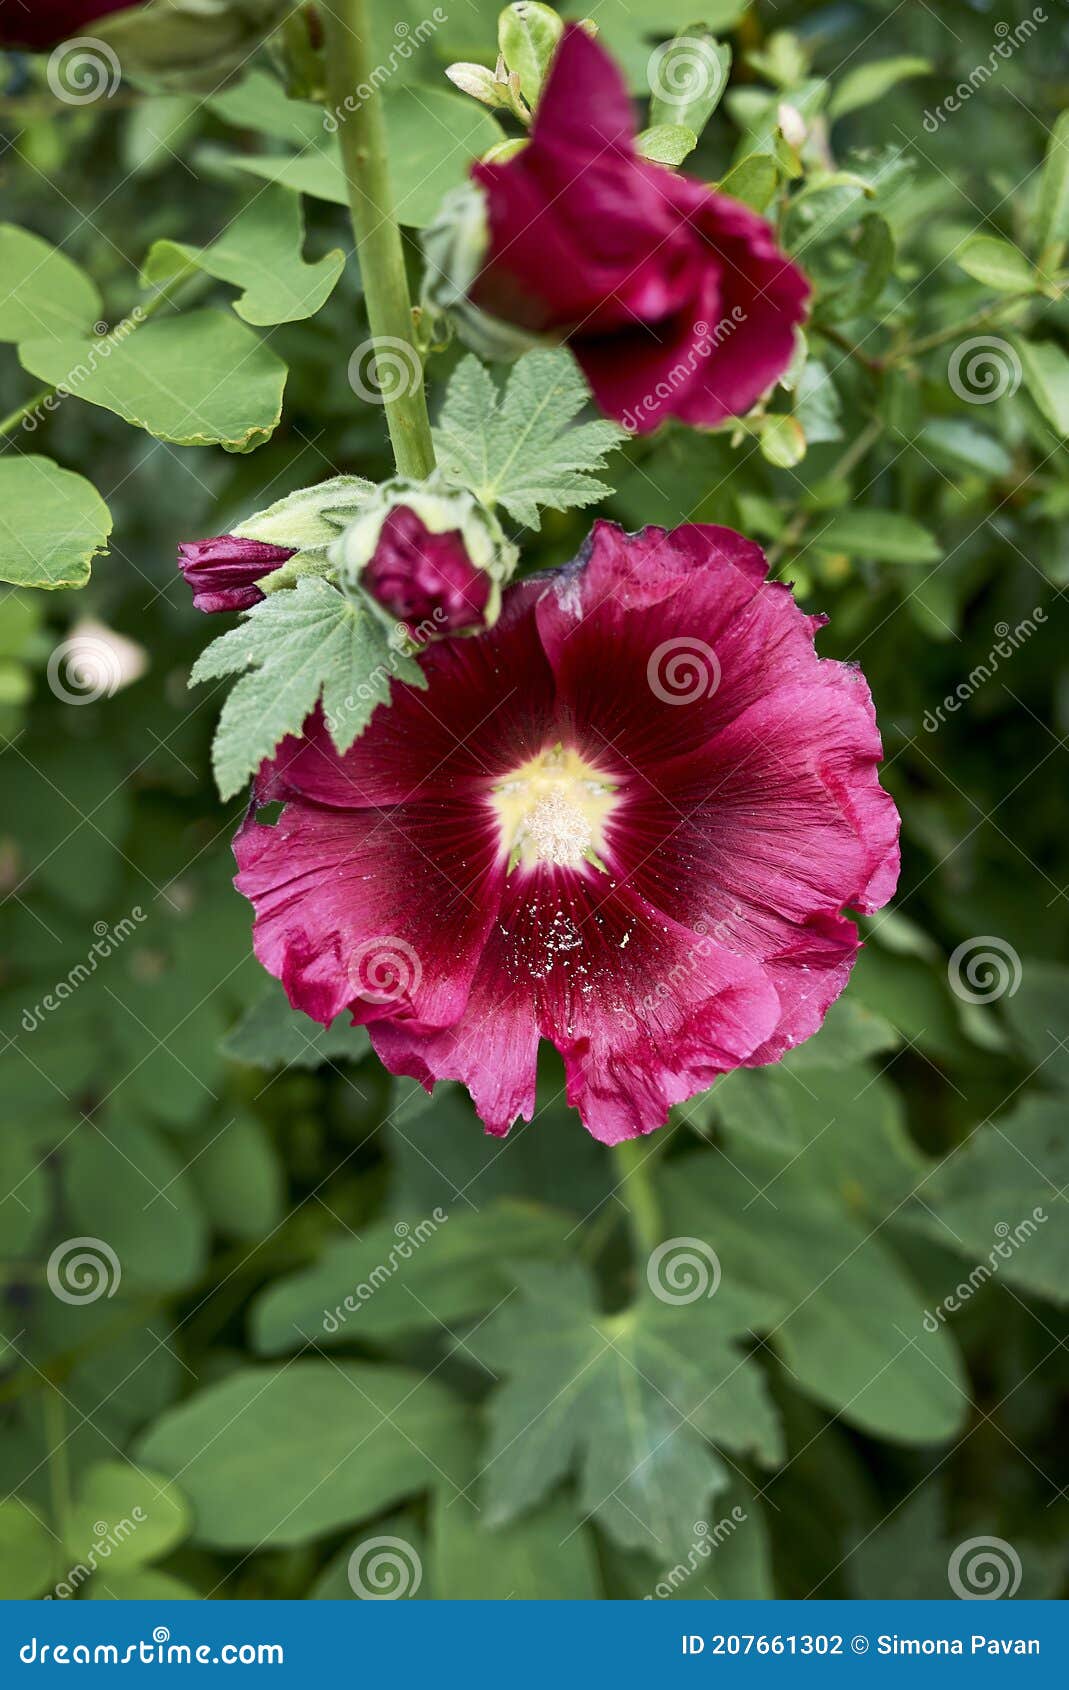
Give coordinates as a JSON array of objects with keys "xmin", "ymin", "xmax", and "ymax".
[
  {"xmin": 362, "ymin": 506, "xmax": 493, "ymax": 634},
  {"xmin": 233, "ymin": 521, "xmax": 899, "ymax": 1145},
  {"xmin": 0, "ymin": 0, "xmax": 139, "ymax": 48},
  {"xmin": 467, "ymin": 25, "xmax": 809, "ymax": 435},
  {"xmin": 177, "ymin": 536, "xmax": 294, "ymax": 615}
]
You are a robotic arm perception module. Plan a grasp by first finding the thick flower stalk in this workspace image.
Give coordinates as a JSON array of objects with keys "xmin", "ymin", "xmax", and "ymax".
[
  {"xmin": 233, "ymin": 521, "xmax": 899, "ymax": 1144},
  {"xmin": 427, "ymin": 24, "xmax": 810, "ymax": 434}
]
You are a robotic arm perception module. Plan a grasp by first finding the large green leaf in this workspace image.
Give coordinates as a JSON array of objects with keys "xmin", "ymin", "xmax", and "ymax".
[
  {"xmin": 432, "ymin": 1489, "xmax": 601, "ymax": 1600},
  {"xmin": 705, "ymin": 1055, "xmax": 926, "ymax": 1215},
  {"xmin": 956, "ymin": 234, "xmax": 1038, "ymax": 294},
  {"xmin": 64, "ymin": 1115, "xmax": 209, "ymax": 1293},
  {"xmin": 1016, "ymin": 336, "xmax": 1069, "ymax": 435},
  {"xmin": 1002, "ymin": 961, "xmax": 1069, "ymax": 1089},
  {"xmin": 0, "ymin": 456, "xmax": 111, "ymax": 590},
  {"xmin": 227, "ymin": 86, "xmax": 504, "ymax": 228},
  {"xmin": 187, "ymin": 1114, "xmax": 285, "ymax": 1242},
  {"xmin": 190, "ymin": 575, "xmax": 427, "ymax": 800},
  {"xmin": 0, "ymin": 1501, "xmax": 54, "ymax": 1599},
  {"xmin": 1032, "ymin": 109, "xmax": 1069, "ymax": 258},
  {"xmin": 251, "ymin": 1201, "xmax": 574, "ymax": 1353},
  {"xmin": 808, "ymin": 508, "xmax": 941, "ymax": 564},
  {"xmin": 783, "ymin": 996, "xmax": 900, "ymax": 1071},
  {"xmin": 660, "ymin": 1150, "xmax": 969, "ymax": 1445},
  {"xmin": 309, "ymin": 1513, "xmax": 430, "ymax": 1600},
  {"xmin": 137, "ymin": 1362, "xmax": 471, "ymax": 1548},
  {"xmin": 222, "ymin": 983, "xmax": 371, "ymax": 1071},
  {"xmin": 19, "ymin": 310, "xmax": 286, "ymax": 452},
  {"xmin": 468, "ymin": 1260, "xmax": 783, "ymax": 1558},
  {"xmin": 827, "ymin": 56, "xmax": 931, "ymax": 120},
  {"xmin": 434, "ymin": 351, "xmax": 626, "ymax": 528},
  {"xmin": 64, "ymin": 1462, "xmax": 191, "ymax": 1574},
  {"xmin": 387, "ymin": 1083, "xmax": 614, "ymax": 1220},
  {"xmin": 607, "ymin": 1475, "xmax": 773, "ymax": 1600},
  {"xmin": 141, "ymin": 187, "xmax": 344, "ymax": 327},
  {"xmin": 0, "ymin": 225, "xmax": 102, "ymax": 342},
  {"xmin": 648, "ymin": 32, "xmax": 731, "ymax": 137},
  {"xmin": 914, "ymin": 1097, "xmax": 1068, "ymax": 1305}
]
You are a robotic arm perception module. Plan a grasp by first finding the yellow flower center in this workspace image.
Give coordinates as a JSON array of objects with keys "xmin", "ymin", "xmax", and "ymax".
[{"xmin": 491, "ymin": 744, "xmax": 617, "ymax": 873}]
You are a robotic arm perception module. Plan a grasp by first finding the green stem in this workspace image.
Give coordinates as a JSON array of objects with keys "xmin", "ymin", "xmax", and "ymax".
[
  {"xmin": 612, "ymin": 1139, "xmax": 663, "ymax": 1259},
  {"xmin": 811, "ymin": 320, "xmax": 886, "ymax": 374},
  {"xmin": 893, "ymin": 291, "xmax": 1039, "ymax": 361},
  {"xmin": 320, "ymin": 0, "xmax": 435, "ymax": 479},
  {"xmin": 0, "ymin": 389, "xmax": 54, "ymax": 439},
  {"xmin": 766, "ymin": 415, "xmax": 883, "ymax": 570}
]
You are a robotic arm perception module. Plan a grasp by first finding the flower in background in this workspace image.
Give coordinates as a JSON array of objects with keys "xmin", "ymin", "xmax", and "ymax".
[
  {"xmin": 0, "ymin": 1, "xmax": 140, "ymax": 48},
  {"xmin": 453, "ymin": 24, "xmax": 809, "ymax": 434},
  {"xmin": 177, "ymin": 536, "xmax": 294, "ymax": 615},
  {"xmin": 234, "ymin": 520, "xmax": 899, "ymax": 1145},
  {"xmin": 330, "ymin": 479, "xmax": 518, "ymax": 637}
]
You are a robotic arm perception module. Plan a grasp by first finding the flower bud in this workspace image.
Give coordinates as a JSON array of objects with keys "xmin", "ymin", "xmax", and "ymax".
[
  {"xmin": 330, "ymin": 479, "xmax": 518, "ymax": 638},
  {"xmin": 445, "ymin": 62, "xmax": 504, "ymax": 108},
  {"xmin": 179, "ymin": 475, "xmax": 374, "ymax": 612},
  {"xmin": 177, "ymin": 537, "xmax": 294, "ymax": 614},
  {"xmin": 497, "ymin": 2, "xmax": 564, "ymax": 105}
]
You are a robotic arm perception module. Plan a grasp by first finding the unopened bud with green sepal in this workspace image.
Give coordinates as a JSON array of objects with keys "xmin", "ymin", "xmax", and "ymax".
[
  {"xmin": 330, "ymin": 477, "xmax": 518, "ymax": 638},
  {"xmin": 234, "ymin": 475, "xmax": 375, "ymax": 591}
]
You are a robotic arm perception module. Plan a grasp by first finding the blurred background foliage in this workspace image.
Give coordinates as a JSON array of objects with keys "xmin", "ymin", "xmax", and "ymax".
[{"xmin": 0, "ymin": 0, "xmax": 1067, "ymax": 1601}]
